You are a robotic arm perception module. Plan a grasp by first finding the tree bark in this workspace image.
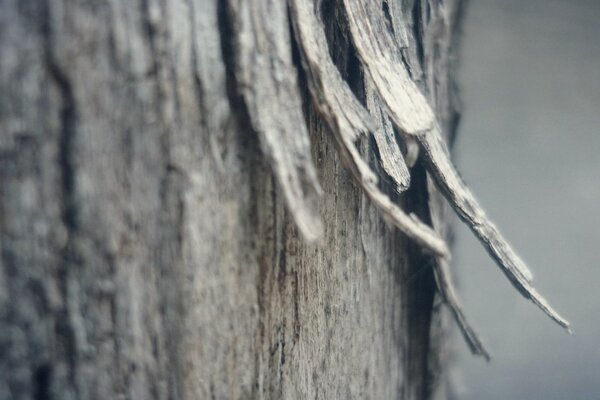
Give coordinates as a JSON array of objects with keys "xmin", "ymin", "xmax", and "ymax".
[{"xmin": 0, "ymin": 0, "xmax": 464, "ymax": 399}]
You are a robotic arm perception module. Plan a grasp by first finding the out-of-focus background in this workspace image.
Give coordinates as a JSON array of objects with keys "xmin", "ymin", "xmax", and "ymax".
[{"xmin": 453, "ymin": 0, "xmax": 600, "ymax": 398}]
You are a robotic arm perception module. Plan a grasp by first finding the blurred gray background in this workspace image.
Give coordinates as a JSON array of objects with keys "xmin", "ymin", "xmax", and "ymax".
[{"xmin": 453, "ymin": 0, "xmax": 600, "ymax": 399}]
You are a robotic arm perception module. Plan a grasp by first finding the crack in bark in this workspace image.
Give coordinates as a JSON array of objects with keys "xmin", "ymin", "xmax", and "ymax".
[{"xmin": 41, "ymin": 0, "xmax": 82, "ymax": 395}]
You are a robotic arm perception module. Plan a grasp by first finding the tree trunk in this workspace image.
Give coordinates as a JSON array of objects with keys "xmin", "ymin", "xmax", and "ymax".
[{"xmin": 0, "ymin": 0, "xmax": 464, "ymax": 399}]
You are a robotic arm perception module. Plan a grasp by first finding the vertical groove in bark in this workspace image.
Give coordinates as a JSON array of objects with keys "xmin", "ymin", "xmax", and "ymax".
[{"xmin": 0, "ymin": 0, "xmax": 464, "ymax": 399}]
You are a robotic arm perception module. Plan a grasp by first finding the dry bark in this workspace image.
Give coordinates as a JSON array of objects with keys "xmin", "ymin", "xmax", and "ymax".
[{"xmin": 0, "ymin": 1, "xmax": 467, "ymax": 399}]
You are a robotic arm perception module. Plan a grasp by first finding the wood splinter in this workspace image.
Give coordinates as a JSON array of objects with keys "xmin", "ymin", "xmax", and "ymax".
[
  {"xmin": 286, "ymin": 0, "xmax": 570, "ymax": 359},
  {"xmin": 340, "ymin": 0, "xmax": 571, "ymax": 338}
]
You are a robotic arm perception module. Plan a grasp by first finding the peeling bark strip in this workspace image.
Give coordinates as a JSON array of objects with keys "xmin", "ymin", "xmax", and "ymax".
[
  {"xmin": 288, "ymin": 0, "xmax": 449, "ymax": 258},
  {"xmin": 364, "ymin": 81, "xmax": 411, "ymax": 192},
  {"xmin": 223, "ymin": 0, "xmax": 323, "ymax": 241},
  {"xmin": 341, "ymin": 0, "xmax": 436, "ymax": 135},
  {"xmin": 420, "ymin": 129, "xmax": 571, "ymax": 330},
  {"xmin": 339, "ymin": 0, "xmax": 570, "ymax": 334},
  {"xmin": 289, "ymin": 0, "xmax": 483, "ymax": 356}
]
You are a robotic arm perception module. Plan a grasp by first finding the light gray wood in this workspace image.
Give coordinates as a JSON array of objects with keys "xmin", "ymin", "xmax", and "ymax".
[{"xmin": 0, "ymin": 0, "xmax": 467, "ymax": 399}]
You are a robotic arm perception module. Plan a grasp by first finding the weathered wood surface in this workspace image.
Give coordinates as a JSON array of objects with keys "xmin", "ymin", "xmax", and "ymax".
[{"xmin": 0, "ymin": 0, "xmax": 465, "ymax": 399}]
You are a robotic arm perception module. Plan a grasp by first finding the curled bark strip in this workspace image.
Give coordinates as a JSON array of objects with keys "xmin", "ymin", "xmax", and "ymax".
[
  {"xmin": 433, "ymin": 258, "xmax": 490, "ymax": 360},
  {"xmin": 420, "ymin": 127, "xmax": 571, "ymax": 332},
  {"xmin": 289, "ymin": 0, "xmax": 449, "ymax": 258},
  {"xmin": 341, "ymin": 0, "xmax": 435, "ymax": 135},
  {"xmin": 225, "ymin": 0, "xmax": 323, "ymax": 241}
]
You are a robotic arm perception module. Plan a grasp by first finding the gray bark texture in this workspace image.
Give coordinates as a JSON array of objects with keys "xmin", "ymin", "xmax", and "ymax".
[{"xmin": 0, "ymin": 0, "xmax": 465, "ymax": 399}]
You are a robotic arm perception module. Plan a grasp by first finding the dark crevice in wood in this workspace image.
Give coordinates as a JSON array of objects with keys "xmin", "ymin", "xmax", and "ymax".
[
  {"xmin": 157, "ymin": 171, "xmax": 186, "ymax": 400},
  {"xmin": 187, "ymin": 0, "xmax": 206, "ymax": 130},
  {"xmin": 216, "ymin": 1, "xmax": 259, "ymax": 163},
  {"xmin": 34, "ymin": 364, "xmax": 52, "ymax": 400},
  {"xmin": 41, "ymin": 1, "xmax": 81, "ymax": 395},
  {"xmin": 140, "ymin": 0, "xmax": 160, "ymax": 79},
  {"xmin": 382, "ymin": 1, "xmax": 396, "ymax": 38},
  {"xmin": 345, "ymin": 46, "xmax": 366, "ymax": 106},
  {"xmin": 411, "ymin": 1, "xmax": 426, "ymax": 71},
  {"xmin": 319, "ymin": 0, "xmax": 337, "ymax": 58},
  {"xmin": 447, "ymin": 99, "xmax": 462, "ymax": 150},
  {"xmin": 289, "ymin": 13, "xmax": 314, "ymax": 130},
  {"xmin": 403, "ymin": 161, "xmax": 437, "ymax": 400},
  {"xmin": 321, "ymin": 0, "xmax": 361, "ymax": 99},
  {"xmin": 446, "ymin": 0, "xmax": 468, "ymax": 148},
  {"xmin": 42, "ymin": 14, "xmax": 77, "ymax": 232}
]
